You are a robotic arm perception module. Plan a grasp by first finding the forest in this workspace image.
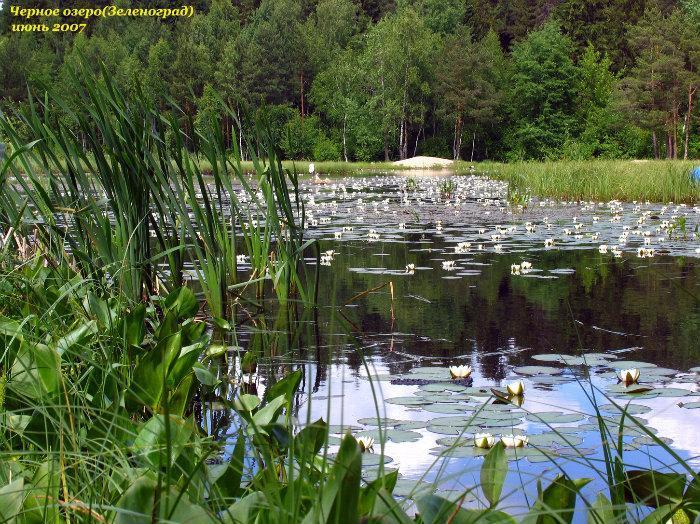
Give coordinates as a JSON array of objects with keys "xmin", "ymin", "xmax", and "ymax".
[{"xmin": 1, "ymin": 0, "xmax": 699, "ymax": 162}]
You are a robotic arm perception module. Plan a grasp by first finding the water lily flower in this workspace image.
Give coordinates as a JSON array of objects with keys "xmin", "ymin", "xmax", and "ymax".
[
  {"xmin": 599, "ymin": 245, "xmax": 608, "ymax": 254},
  {"xmin": 405, "ymin": 263, "xmax": 415, "ymax": 274},
  {"xmin": 511, "ymin": 264, "xmax": 521, "ymax": 275},
  {"xmin": 544, "ymin": 238, "xmax": 555, "ymax": 248},
  {"xmin": 501, "ymin": 435, "xmax": 529, "ymax": 448},
  {"xmin": 449, "ymin": 365, "xmax": 472, "ymax": 379},
  {"xmin": 474, "ymin": 433, "xmax": 495, "ymax": 449},
  {"xmin": 442, "ymin": 260, "xmax": 456, "ymax": 271},
  {"xmin": 619, "ymin": 368, "xmax": 640, "ymax": 385},
  {"xmin": 521, "ymin": 261, "xmax": 532, "ymax": 271},
  {"xmin": 356, "ymin": 436, "xmax": 374, "ymax": 452},
  {"xmin": 506, "ymin": 380, "xmax": 525, "ymax": 396},
  {"xmin": 334, "ymin": 231, "xmax": 343, "ymax": 239}
]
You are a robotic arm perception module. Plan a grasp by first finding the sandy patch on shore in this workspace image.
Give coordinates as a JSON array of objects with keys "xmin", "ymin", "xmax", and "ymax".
[{"xmin": 392, "ymin": 156, "xmax": 454, "ymax": 168}]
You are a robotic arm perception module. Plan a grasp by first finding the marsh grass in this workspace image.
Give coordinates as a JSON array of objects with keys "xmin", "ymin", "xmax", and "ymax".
[
  {"xmin": 463, "ymin": 159, "xmax": 700, "ymax": 203},
  {"xmin": 0, "ymin": 63, "xmax": 312, "ymax": 320}
]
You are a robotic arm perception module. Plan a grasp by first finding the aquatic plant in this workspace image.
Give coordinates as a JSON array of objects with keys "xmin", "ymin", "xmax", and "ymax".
[{"xmin": 0, "ymin": 61, "xmax": 311, "ymax": 319}]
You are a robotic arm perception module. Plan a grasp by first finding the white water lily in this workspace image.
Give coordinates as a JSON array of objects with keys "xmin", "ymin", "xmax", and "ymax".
[
  {"xmin": 506, "ymin": 380, "xmax": 525, "ymax": 396},
  {"xmin": 511, "ymin": 264, "xmax": 521, "ymax": 275},
  {"xmin": 544, "ymin": 238, "xmax": 555, "ymax": 248},
  {"xmin": 521, "ymin": 261, "xmax": 532, "ymax": 270},
  {"xmin": 501, "ymin": 435, "xmax": 529, "ymax": 448},
  {"xmin": 619, "ymin": 368, "xmax": 640, "ymax": 384},
  {"xmin": 356, "ymin": 436, "xmax": 375, "ymax": 452},
  {"xmin": 455, "ymin": 242, "xmax": 471, "ymax": 254},
  {"xmin": 598, "ymin": 245, "xmax": 608, "ymax": 254},
  {"xmin": 442, "ymin": 260, "xmax": 456, "ymax": 271},
  {"xmin": 449, "ymin": 365, "xmax": 472, "ymax": 379},
  {"xmin": 474, "ymin": 433, "xmax": 495, "ymax": 449},
  {"xmin": 405, "ymin": 263, "xmax": 415, "ymax": 274},
  {"xmin": 334, "ymin": 231, "xmax": 343, "ymax": 239}
]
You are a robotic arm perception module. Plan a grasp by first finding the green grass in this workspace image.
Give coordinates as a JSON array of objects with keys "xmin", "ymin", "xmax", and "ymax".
[{"xmin": 460, "ymin": 159, "xmax": 700, "ymax": 203}]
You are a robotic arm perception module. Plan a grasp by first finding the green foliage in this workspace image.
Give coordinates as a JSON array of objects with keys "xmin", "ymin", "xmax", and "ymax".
[
  {"xmin": 1, "ymin": 0, "xmax": 699, "ymax": 162},
  {"xmin": 505, "ymin": 22, "xmax": 580, "ymax": 159}
]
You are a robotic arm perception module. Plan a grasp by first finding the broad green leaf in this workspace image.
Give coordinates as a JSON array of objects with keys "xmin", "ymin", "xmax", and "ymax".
[
  {"xmin": 128, "ymin": 331, "xmax": 182, "ymax": 410},
  {"xmin": 295, "ymin": 418, "xmax": 328, "ymax": 461},
  {"xmin": 538, "ymin": 474, "xmax": 579, "ymax": 524},
  {"xmin": 252, "ymin": 395, "xmax": 286, "ymax": 427},
  {"xmin": 264, "ymin": 369, "xmax": 302, "ymax": 405},
  {"xmin": 624, "ymin": 470, "xmax": 686, "ymax": 508},
  {"xmin": 123, "ymin": 304, "xmax": 146, "ymax": 346},
  {"xmin": 133, "ymin": 415, "xmax": 193, "ymax": 470},
  {"xmin": 327, "ymin": 434, "xmax": 362, "ymax": 524},
  {"xmin": 9, "ymin": 342, "xmax": 60, "ymax": 399},
  {"xmin": 222, "ymin": 491, "xmax": 268, "ymax": 524},
  {"xmin": 359, "ymin": 470, "xmax": 399, "ymax": 516},
  {"xmin": 233, "ymin": 394, "xmax": 260, "ymax": 412},
  {"xmin": 587, "ymin": 493, "xmax": 614, "ymax": 524},
  {"xmin": 114, "ymin": 474, "xmax": 215, "ymax": 524},
  {"xmin": 481, "ymin": 440, "xmax": 507, "ymax": 507},
  {"xmin": 164, "ymin": 286, "xmax": 199, "ymax": 320},
  {"xmin": 210, "ymin": 432, "xmax": 245, "ymax": 506},
  {"xmin": 21, "ymin": 460, "xmax": 60, "ymax": 524},
  {"xmin": 0, "ymin": 479, "xmax": 24, "ymax": 523},
  {"xmin": 192, "ymin": 363, "xmax": 218, "ymax": 387},
  {"xmin": 639, "ymin": 505, "xmax": 686, "ymax": 524},
  {"xmin": 416, "ymin": 494, "xmax": 515, "ymax": 524},
  {"xmin": 55, "ymin": 320, "xmax": 96, "ymax": 356},
  {"xmin": 302, "ymin": 434, "xmax": 362, "ymax": 524},
  {"xmin": 370, "ymin": 487, "xmax": 414, "ymax": 524}
]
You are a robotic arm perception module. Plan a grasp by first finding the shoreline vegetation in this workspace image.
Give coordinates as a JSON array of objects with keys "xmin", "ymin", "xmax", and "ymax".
[
  {"xmin": 8, "ymin": 156, "xmax": 700, "ymax": 203},
  {"xmin": 245, "ymin": 159, "xmax": 700, "ymax": 203}
]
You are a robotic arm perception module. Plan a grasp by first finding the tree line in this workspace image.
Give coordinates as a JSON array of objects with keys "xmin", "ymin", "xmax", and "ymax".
[{"xmin": 1, "ymin": 0, "xmax": 699, "ymax": 161}]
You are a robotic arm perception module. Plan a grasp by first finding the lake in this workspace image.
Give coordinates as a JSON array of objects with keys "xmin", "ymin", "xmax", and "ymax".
[{"xmin": 219, "ymin": 172, "xmax": 700, "ymax": 519}]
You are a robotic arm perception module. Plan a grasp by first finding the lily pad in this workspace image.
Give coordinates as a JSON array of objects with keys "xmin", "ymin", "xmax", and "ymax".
[
  {"xmin": 385, "ymin": 396, "xmax": 431, "ymax": 406},
  {"xmin": 356, "ymin": 429, "xmax": 423, "ymax": 444},
  {"xmin": 608, "ymin": 361, "xmax": 659, "ymax": 370},
  {"xmin": 392, "ymin": 479, "xmax": 436, "ymax": 499},
  {"xmin": 523, "ymin": 412, "xmax": 586, "ymax": 424},
  {"xmin": 418, "ymin": 383, "xmax": 468, "ymax": 393},
  {"xmin": 513, "ymin": 365, "xmax": 563, "ymax": 376},
  {"xmin": 526, "ymin": 432, "xmax": 584, "ymax": 447},
  {"xmin": 598, "ymin": 403, "xmax": 652, "ymax": 415},
  {"xmin": 357, "ymin": 417, "xmax": 408, "ymax": 426},
  {"xmin": 625, "ymin": 436, "xmax": 673, "ymax": 450},
  {"xmin": 325, "ymin": 452, "xmax": 393, "ymax": 468},
  {"xmin": 394, "ymin": 421, "xmax": 428, "ymax": 430},
  {"xmin": 422, "ymin": 404, "xmax": 473, "ymax": 414}
]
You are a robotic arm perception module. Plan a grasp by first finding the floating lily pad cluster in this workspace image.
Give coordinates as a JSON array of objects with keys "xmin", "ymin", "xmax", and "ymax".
[{"xmin": 348, "ymin": 351, "xmax": 700, "ymax": 467}]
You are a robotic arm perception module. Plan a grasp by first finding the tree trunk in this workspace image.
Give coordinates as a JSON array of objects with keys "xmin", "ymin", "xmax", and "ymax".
[
  {"xmin": 413, "ymin": 125, "xmax": 422, "ymax": 158},
  {"xmin": 384, "ymin": 137, "xmax": 390, "ymax": 161},
  {"xmin": 453, "ymin": 115, "xmax": 463, "ymax": 160},
  {"xmin": 342, "ymin": 113, "xmax": 348, "ymax": 162},
  {"xmin": 652, "ymin": 130, "xmax": 659, "ymax": 159},
  {"xmin": 683, "ymin": 86, "xmax": 695, "ymax": 160},
  {"xmin": 300, "ymin": 71, "xmax": 305, "ymax": 119},
  {"xmin": 470, "ymin": 131, "xmax": 476, "ymax": 163}
]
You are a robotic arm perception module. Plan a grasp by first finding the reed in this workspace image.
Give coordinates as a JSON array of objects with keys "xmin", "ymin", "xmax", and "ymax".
[{"xmin": 463, "ymin": 159, "xmax": 700, "ymax": 203}]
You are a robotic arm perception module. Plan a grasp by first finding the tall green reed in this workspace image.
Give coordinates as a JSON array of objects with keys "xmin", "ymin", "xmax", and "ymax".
[{"xmin": 0, "ymin": 60, "xmax": 312, "ymax": 318}]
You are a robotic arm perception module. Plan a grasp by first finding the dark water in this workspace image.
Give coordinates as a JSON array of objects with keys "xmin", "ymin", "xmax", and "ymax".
[{"xmin": 219, "ymin": 175, "xmax": 700, "ymax": 519}]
